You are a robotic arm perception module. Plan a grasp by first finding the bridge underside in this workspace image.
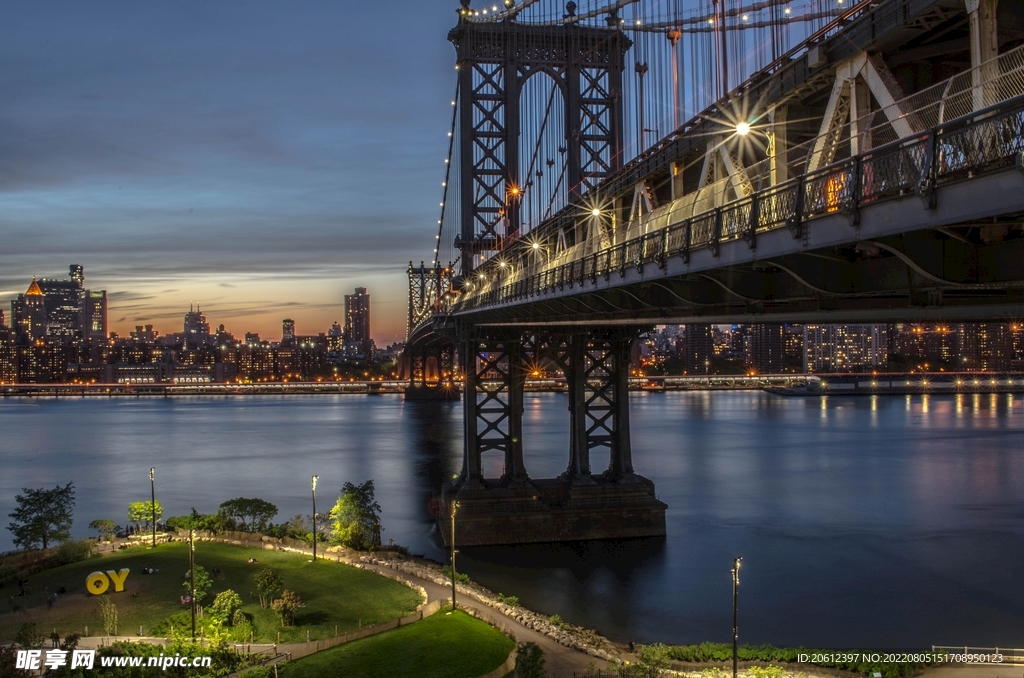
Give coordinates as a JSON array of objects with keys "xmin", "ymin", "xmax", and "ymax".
[{"xmin": 454, "ymin": 142, "xmax": 1024, "ymax": 327}]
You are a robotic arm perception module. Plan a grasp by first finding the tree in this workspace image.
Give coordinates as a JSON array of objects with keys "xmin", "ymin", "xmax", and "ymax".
[
  {"xmin": 127, "ymin": 500, "xmax": 163, "ymax": 535},
  {"xmin": 183, "ymin": 565, "xmax": 213, "ymax": 603},
  {"xmin": 270, "ymin": 589, "xmax": 302, "ymax": 626},
  {"xmin": 218, "ymin": 497, "xmax": 278, "ymax": 533},
  {"xmin": 208, "ymin": 590, "xmax": 243, "ymax": 625},
  {"xmin": 99, "ymin": 597, "xmax": 118, "ymax": 636},
  {"xmin": 329, "ymin": 480, "xmax": 382, "ymax": 550},
  {"xmin": 89, "ymin": 519, "xmax": 118, "ymax": 540},
  {"xmin": 515, "ymin": 642, "xmax": 546, "ymax": 678},
  {"xmin": 254, "ymin": 568, "xmax": 284, "ymax": 609},
  {"xmin": 7, "ymin": 482, "xmax": 75, "ymax": 550}
]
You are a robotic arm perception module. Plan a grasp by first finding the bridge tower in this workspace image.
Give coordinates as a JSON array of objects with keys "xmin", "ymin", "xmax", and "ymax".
[{"xmin": 450, "ymin": 0, "xmax": 631, "ymax": 275}]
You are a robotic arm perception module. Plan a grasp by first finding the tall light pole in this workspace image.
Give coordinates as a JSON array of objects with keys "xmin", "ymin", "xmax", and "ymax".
[
  {"xmin": 189, "ymin": 528, "xmax": 196, "ymax": 641},
  {"xmin": 450, "ymin": 500, "xmax": 459, "ymax": 611},
  {"xmin": 149, "ymin": 467, "xmax": 156, "ymax": 548},
  {"xmin": 732, "ymin": 557, "xmax": 743, "ymax": 678},
  {"xmin": 311, "ymin": 475, "xmax": 319, "ymax": 561}
]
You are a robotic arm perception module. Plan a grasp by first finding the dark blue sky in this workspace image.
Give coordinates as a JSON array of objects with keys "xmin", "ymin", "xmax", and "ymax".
[{"xmin": 1, "ymin": 0, "xmax": 459, "ymax": 343}]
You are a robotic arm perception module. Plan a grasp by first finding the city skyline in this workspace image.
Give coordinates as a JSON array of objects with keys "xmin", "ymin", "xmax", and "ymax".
[
  {"xmin": 5, "ymin": 265, "xmax": 392, "ymax": 344},
  {"xmin": 0, "ymin": 1, "xmax": 458, "ymax": 345}
]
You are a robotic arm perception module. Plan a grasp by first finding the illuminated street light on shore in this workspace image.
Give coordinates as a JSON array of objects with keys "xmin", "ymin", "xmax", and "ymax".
[
  {"xmin": 149, "ymin": 467, "xmax": 156, "ymax": 548},
  {"xmin": 591, "ymin": 208, "xmax": 601, "ymax": 216},
  {"xmin": 732, "ymin": 557, "xmax": 743, "ymax": 678},
  {"xmin": 736, "ymin": 122, "xmax": 751, "ymax": 136},
  {"xmin": 311, "ymin": 475, "xmax": 320, "ymax": 561}
]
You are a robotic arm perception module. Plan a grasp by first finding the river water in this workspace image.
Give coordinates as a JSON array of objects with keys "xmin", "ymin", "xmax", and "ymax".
[{"xmin": 1, "ymin": 391, "xmax": 1022, "ymax": 648}]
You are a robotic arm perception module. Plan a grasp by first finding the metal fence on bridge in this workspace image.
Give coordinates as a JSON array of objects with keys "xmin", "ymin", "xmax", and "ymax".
[{"xmin": 454, "ymin": 92, "xmax": 1024, "ymax": 313}]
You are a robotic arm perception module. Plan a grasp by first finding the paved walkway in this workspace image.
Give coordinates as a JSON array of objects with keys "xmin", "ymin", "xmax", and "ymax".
[{"xmin": 355, "ymin": 559, "xmax": 612, "ymax": 675}]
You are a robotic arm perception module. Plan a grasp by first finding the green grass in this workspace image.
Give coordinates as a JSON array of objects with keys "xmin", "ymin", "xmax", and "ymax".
[
  {"xmin": 0, "ymin": 542, "xmax": 421, "ymax": 644},
  {"xmin": 276, "ymin": 610, "xmax": 514, "ymax": 678}
]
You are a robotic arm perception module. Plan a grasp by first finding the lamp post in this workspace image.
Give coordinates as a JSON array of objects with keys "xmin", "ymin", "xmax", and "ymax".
[
  {"xmin": 149, "ymin": 467, "xmax": 156, "ymax": 548},
  {"xmin": 450, "ymin": 500, "xmax": 459, "ymax": 611},
  {"xmin": 189, "ymin": 528, "xmax": 196, "ymax": 641},
  {"xmin": 311, "ymin": 475, "xmax": 319, "ymax": 561},
  {"xmin": 732, "ymin": 557, "xmax": 742, "ymax": 678}
]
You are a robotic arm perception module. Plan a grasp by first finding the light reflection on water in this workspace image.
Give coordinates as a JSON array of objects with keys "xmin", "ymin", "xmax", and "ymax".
[{"xmin": 1, "ymin": 391, "xmax": 1022, "ymax": 647}]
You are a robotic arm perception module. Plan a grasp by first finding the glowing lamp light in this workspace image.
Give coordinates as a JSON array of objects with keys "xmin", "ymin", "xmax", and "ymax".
[
  {"xmin": 499, "ymin": 261, "xmax": 507, "ymax": 267},
  {"xmin": 736, "ymin": 122, "xmax": 751, "ymax": 136},
  {"xmin": 532, "ymin": 242, "xmax": 540, "ymax": 249},
  {"xmin": 592, "ymin": 208, "xmax": 601, "ymax": 216}
]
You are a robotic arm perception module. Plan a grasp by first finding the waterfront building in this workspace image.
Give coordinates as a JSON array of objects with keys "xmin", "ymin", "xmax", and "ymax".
[
  {"xmin": 804, "ymin": 324, "xmax": 888, "ymax": 372},
  {"xmin": 345, "ymin": 287, "xmax": 370, "ymax": 344},
  {"xmin": 682, "ymin": 324, "xmax": 714, "ymax": 375},
  {"xmin": 282, "ymin": 319, "xmax": 296, "ymax": 344},
  {"xmin": 0, "ymin": 313, "xmax": 15, "ymax": 383},
  {"xmin": 747, "ymin": 324, "xmax": 785, "ymax": 374}
]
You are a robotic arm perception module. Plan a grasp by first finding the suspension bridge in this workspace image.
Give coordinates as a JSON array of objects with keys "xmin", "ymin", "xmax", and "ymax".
[{"xmin": 403, "ymin": 0, "xmax": 1024, "ymax": 545}]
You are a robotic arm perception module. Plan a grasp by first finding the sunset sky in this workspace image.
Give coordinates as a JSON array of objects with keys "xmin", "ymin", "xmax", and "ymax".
[{"xmin": 1, "ymin": 1, "xmax": 459, "ymax": 345}]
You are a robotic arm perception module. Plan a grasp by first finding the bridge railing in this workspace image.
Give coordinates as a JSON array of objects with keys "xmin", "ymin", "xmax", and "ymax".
[{"xmin": 451, "ymin": 93, "xmax": 1024, "ymax": 313}]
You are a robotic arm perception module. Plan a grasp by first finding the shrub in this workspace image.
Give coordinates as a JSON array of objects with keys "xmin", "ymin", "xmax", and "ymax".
[
  {"xmin": 271, "ymin": 589, "xmax": 302, "ymax": 626},
  {"xmin": 99, "ymin": 597, "xmax": 118, "ymax": 636},
  {"xmin": 15, "ymin": 622, "xmax": 43, "ymax": 647},
  {"xmin": 515, "ymin": 641, "xmax": 546, "ymax": 678},
  {"xmin": 0, "ymin": 564, "xmax": 20, "ymax": 587},
  {"xmin": 549, "ymin": 614, "xmax": 563, "ymax": 628},
  {"xmin": 52, "ymin": 539, "xmax": 93, "ymax": 566},
  {"xmin": 638, "ymin": 643, "xmax": 671, "ymax": 671},
  {"xmin": 441, "ymin": 565, "xmax": 470, "ymax": 585},
  {"xmin": 254, "ymin": 568, "xmax": 284, "ymax": 609},
  {"xmin": 209, "ymin": 589, "xmax": 243, "ymax": 625},
  {"xmin": 497, "ymin": 593, "xmax": 519, "ymax": 606}
]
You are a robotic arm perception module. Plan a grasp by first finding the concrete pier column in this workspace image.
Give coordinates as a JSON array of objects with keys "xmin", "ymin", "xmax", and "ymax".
[{"xmin": 609, "ymin": 336, "xmax": 638, "ymax": 481}]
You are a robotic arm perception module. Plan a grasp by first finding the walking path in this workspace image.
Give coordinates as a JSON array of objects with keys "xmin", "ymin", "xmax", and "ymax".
[{"xmin": 356, "ymin": 558, "xmax": 612, "ymax": 675}]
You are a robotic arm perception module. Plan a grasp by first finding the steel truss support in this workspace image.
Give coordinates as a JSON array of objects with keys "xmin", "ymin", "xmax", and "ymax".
[
  {"xmin": 808, "ymin": 52, "xmax": 916, "ymax": 172},
  {"xmin": 966, "ymin": 0, "xmax": 999, "ymax": 110},
  {"xmin": 450, "ymin": 17, "xmax": 630, "ymax": 275},
  {"xmin": 460, "ymin": 331, "xmax": 529, "ymax": 489}
]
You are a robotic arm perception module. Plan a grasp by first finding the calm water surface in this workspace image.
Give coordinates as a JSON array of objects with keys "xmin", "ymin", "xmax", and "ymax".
[{"xmin": 2, "ymin": 391, "xmax": 1022, "ymax": 648}]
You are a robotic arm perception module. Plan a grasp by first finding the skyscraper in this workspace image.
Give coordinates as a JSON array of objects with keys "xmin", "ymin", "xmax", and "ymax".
[
  {"xmin": 282, "ymin": 319, "xmax": 296, "ymax": 344},
  {"xmin": 83, "ymin": 290, "xmax": 108, "ymax": 341},
  {"xmin": 183, "ymin": 305, "xmax": 211, "ymax": 345},
  {"xmin": 12, "ymin": 278, "xmax": 47, "ymax": 343},
  {"xmin": 682, "ymin": 324, "xmax": 714, "ymax": 375},
  {"xmin": 344, "ymin": 287, "xmax": 370, "ymax": 345},
  {"xmin": 747, "ymin": 324, "xmax": 785, "ymax": 374}
]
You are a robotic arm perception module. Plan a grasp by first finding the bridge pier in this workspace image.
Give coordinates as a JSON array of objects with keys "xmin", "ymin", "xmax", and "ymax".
[
  {"xmin": 403, "ymin": 343, "xmax": 459, "ymax": 401},
  {"xmin": 441, "ymin": 326, "xmax": 666, "ymax": 547}
]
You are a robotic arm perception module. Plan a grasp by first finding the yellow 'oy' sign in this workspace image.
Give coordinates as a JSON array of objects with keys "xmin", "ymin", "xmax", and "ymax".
[{"xmin": 87, "ymin": 569, "xmax": 130, "ymax": 595}]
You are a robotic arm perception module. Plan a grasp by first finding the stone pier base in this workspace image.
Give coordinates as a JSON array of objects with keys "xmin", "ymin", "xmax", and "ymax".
[{"xmin": 439, "ymin": 476, "xmax": 667, "ymax": 546}]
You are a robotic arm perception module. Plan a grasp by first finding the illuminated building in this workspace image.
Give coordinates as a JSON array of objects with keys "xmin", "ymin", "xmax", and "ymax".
[
  {"xmin": 83, "ymin": 290, "xmax": 108, "ymax": 341},
  {"xmin": 345, "ymin": 287, "xmax": 371, "ymax": 345},
  {"xmin": 282, "ymin": 319, "xmax": 296, "ymax": 344},
  {"xmin": 183, "ymin": 305, "xmax": 211, "ymax": 346},
  {"xmin": 11, "ymin": 277, "xmax": 48, "ymax": 343},
  {"xmin": 682, "ymin": 324, "xmax": 714, "ymax": 374},
  {"xmin": 803, "ymin": 324, "xmax": 888, "ymax": 372}
]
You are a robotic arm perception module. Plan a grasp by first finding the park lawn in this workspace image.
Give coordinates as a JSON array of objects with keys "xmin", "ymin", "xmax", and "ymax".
[
  {"xmin": 276, "ymin": 610, "xmax": 514, "ymax": 678},
  {"xmin": 0, "ymin": 542, "xmax": 421, "ymax": 644}
]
